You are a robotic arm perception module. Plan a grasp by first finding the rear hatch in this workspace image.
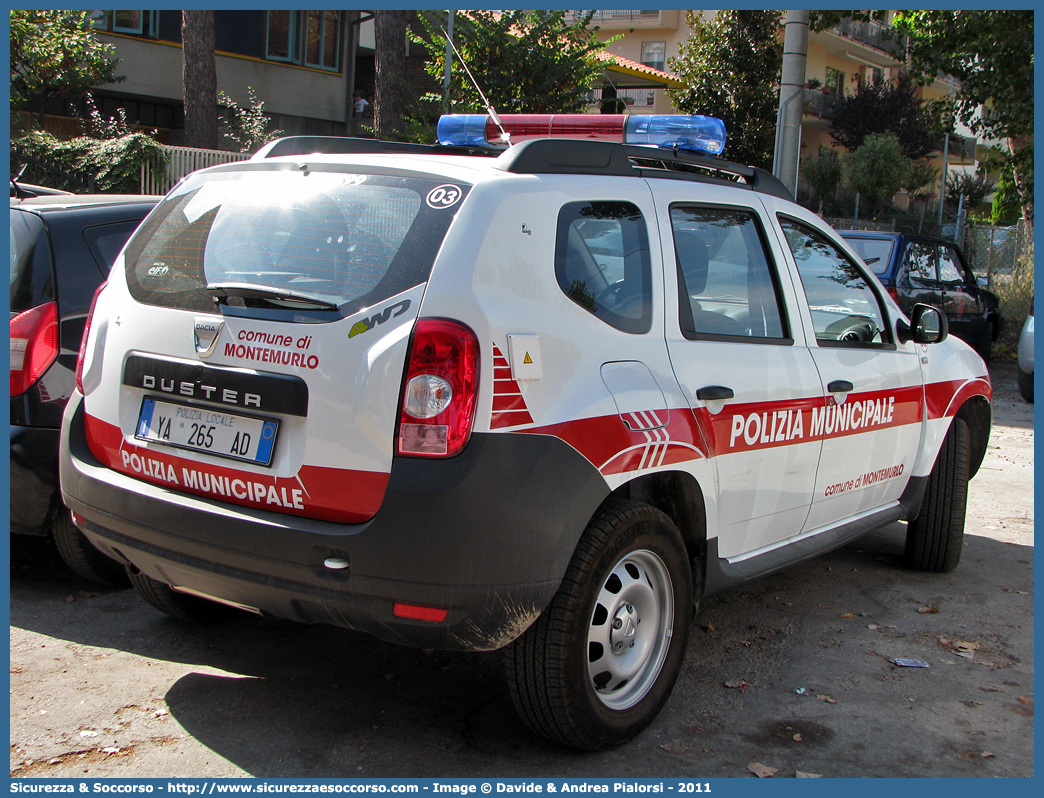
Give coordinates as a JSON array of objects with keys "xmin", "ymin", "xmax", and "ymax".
[{"xmin": 77, "ymin": 163, "xmax": 470, "ymax": 522}]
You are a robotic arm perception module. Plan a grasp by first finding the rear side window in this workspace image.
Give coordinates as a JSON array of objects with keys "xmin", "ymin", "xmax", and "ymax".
[
  {"xmin": 83, "ymin": 220, "xmax": 144, "ymax": 274},
  {"xmin": 124, "ymin": 169, "xmax": 470, "ymax": 316},
  {"xmin": 842, "ymin": 237, "xmax": 893, "ymax": 275},
  {"xmin": 9, "ymin": 210, "xmax": 54, "ymax": 313},
  {"xmin": 671, "ymin": 205, "xmax": 788, "ymax": 341},
  {"xmin": 555, "ymin": 201, "xmax": 651, "ymax": 334}
]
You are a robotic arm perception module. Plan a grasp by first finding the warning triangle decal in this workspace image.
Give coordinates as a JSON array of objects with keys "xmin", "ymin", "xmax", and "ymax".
[{"xmin": 523, "ymin": 352, "xmax": 533, "ymax": 364}]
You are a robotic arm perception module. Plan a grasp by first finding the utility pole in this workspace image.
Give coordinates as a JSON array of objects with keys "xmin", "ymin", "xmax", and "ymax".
[{"xmin": 773, "ymin": 10, "xmax": 809, "ymax": 195}]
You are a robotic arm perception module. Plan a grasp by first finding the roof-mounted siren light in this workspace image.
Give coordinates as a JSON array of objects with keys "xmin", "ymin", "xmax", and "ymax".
[{"xmin": 436, "ymin": 114, "xmax": 727, "ymax": 156}]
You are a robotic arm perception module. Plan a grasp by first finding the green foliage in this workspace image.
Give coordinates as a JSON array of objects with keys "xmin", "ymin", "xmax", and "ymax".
[
  {"xmin": 800, "ymin": 148, "xmax": 843, "ymax": 211},
  {"xmin": 842, "ymin": 133, "xmax": 910, "ymax": 208},
  {"xmin": 808, "ymin": 10, "xmax": 888, "ymax": 33},
  {"xmin": 991, "ymin": 245, "xmax": 1034, "ymax": 361},
  {"xmin": 945, "ymin": 171, "xmax": 996, "ymax": 209},
  {"xmin": 667, "ymin": 11, "xmax": 783, "ymax": 170},
  {"xmin": 413, "ymin": 10, "xmax": 611, "ymax": 115},
  {"xmin": 905, "ymin": 159, "xmax": 939, "ymax": 197},
  {"xmin": 10, "ymin": 10, "xmax": 123, "ymax": 118},
  {"xmin": 218, "ymin": 87, "xmax": 283, "ymax": 153},
  {"xmin": 893, "ymin": 11, "xmax": 1033, "ymax": 216},
  {"xmin": 12, "ymin": 129, "xmax": 166, "ymax": 194},
  {"xmin": 830, "ymin": 72, "xmax": 945, "ymax": 162},
  {"xmin": 82, "ymin": 92, "xmax": 137, "ymax": 139},
  {"xmin": 992, "ymin": 168, "xmax": 1022, "ymax": 225}
]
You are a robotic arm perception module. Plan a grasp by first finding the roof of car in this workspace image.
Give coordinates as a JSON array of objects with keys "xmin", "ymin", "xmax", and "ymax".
[{"xmin": 11, "ymin": 194, "xmax": 161, "ymax": 211}]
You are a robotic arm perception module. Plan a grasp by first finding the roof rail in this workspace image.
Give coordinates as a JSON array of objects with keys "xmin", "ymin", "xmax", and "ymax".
[
  {"xmin": 495, "ymin": 139, "xmax": 793, "ymax": 200},
  {"xmin": 252, "ymin": 135, "xmax": 498, "ymax": 160},
  {"xmin": 252, "ymin": 135, "xmax": 793, "ymax": 201}
]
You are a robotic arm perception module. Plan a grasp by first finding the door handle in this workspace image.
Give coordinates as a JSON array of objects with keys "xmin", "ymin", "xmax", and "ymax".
[
  {"xmin": 827, "ymin": 380, "xmax": 854, "ymax": 393},
  {"xmin": 696, "ymin": 385, "xmax": 734, "ymax": 401}
]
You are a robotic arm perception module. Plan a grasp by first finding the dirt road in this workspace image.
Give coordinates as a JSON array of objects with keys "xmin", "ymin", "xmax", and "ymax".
[{"xmin": 9, "ymin": 363, "xmax": 1033, "ymax": 778}]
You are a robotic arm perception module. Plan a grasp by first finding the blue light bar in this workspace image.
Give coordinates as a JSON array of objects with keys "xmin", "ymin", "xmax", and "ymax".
[
  {"xmin": 436, "ymin": 115, "xmax": 490, "ymax": 148},
  {"xmin": 624, "ymin": 115, "xmax": 727, "ymax": 156},
  {"xmin": 436, "ymin": 114, "xmax": 728, "ymax": 157}
]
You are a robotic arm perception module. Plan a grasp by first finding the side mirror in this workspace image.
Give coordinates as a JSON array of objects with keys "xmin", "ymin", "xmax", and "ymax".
[
  {"xmin": 897, "ymin": 303, "xmax": 948, "ymax": 344},
  {"xmin": 976, "ymin": 276, "xmax": 989, "ymax": 287}
]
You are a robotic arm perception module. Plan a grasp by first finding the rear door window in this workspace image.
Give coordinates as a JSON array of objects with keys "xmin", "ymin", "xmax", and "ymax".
[
  {"xmin": 9, "ymin": 210, "xmax": 54, "ymax": 314},
  {"xmin": 124, "ymin": 169, "xmax": 470, "ymax": 316},
  {"xmin": 841, "ymin": 237, "xmax": 893, "ymax": 275},
  {"xmin": 555, "ymin": 201, "xmax": 651, "ymax": 334},
  {"xmin": 83, "ymin": 220, "xmax": 144, "ymax": 274}
]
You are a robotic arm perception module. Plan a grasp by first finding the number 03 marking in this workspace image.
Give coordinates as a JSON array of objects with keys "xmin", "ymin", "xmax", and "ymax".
[{"xmin": 426, "ymin": 184, "xmax": 462, "ymax": 209}]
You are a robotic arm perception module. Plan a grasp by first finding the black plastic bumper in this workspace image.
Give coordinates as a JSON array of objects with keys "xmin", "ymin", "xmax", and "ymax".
[
  {"xmin": 10, "ymin": 425, "xmax": 61, "ymax": 535},
  {"xmin": 60, "ymin": 394, "xmax": 610, "ymax": 651}
]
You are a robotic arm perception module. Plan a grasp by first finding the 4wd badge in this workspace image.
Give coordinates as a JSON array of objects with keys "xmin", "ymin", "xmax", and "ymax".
[{"xmin": 193, "ymin": 317, "xmax": 224, "ymax": 357}]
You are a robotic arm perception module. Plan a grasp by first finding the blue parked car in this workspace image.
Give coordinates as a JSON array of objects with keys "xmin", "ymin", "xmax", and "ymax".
[{"xmin": 840, "ymin": 231, "xmax": 1002, "ymax": 362}]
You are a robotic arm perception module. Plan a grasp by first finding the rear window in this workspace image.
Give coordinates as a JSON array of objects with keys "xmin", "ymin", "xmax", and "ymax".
[
  {"xmin": 9, "ymin": 209, "xmax": 54, "ymax": 313},
  {"xmin": 842, "ymin": 237, "xmax": 894, "ymax": 275},
  {"xmin": 123, "ymin": 168, "xmax": 470, "ymax": 316}
]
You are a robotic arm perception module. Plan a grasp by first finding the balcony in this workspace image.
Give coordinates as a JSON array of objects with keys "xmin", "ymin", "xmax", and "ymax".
[
  {"xmin": 831, "ymin": 18, "xmax": 905, "ymax": 59},
  {"xmin": 563, "ymin": 10, "xmax": 678, "ymax": 30},
  {"xmin": 803, "ymin": 88, "xmax": 840, "ymax": 120},
  {"xmin": 936, "ymin": 132, "xmax": 978, "ymax": 164}
]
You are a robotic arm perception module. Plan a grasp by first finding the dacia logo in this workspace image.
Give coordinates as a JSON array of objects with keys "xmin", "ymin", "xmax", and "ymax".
[
  {"xmin": 193, "ymin": 317, "xmax": 224, "ymax": 357},
  {"xmin": 348, "ymin": 299, "xmax": 411, "ymax": 339}
]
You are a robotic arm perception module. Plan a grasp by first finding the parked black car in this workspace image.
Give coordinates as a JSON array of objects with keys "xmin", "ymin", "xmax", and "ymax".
[
  {"xmin": 840, "ymin": 231, "xmax": 1002, "ymax": 361},
  {"xmin": 11, "ymin": 193, "xmax": 158, "ymax": 582}
]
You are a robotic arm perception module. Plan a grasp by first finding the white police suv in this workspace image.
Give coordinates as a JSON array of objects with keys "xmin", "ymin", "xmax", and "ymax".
[{"xmin": 61, "ymin": 114, "xmax": 992, "ymax": 750}]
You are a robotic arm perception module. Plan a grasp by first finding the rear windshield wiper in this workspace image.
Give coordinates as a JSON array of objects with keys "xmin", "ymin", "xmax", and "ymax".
[{"xmin": 206, "ymin": 282, "xmax": 340, "ymax": 311}]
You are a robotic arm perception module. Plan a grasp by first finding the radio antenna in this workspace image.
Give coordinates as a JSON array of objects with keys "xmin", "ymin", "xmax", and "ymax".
[{"xmin": 441, "ymin": 26, "xmax": 511, "ymax": 145}]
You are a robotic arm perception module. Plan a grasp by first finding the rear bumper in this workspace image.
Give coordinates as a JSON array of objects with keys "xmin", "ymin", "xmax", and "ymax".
[
  {"xmin": 10, "ymin": 425, "xmax": 60, "ymax": 535},
  {"xmin": 60, "ymin": 393, "xmax": 609, "ymax": 651}
]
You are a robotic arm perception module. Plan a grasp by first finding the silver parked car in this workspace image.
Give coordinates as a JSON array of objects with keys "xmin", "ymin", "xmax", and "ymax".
[{"xmin": 1018, "ymin": 296, "xmax": 1033, "ymax": 402}]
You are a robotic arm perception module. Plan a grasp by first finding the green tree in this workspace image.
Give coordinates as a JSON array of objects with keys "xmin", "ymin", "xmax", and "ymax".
[
  {"xmin": 893, "ymin": 11, "xmax": 1033, "ymax": 229},
  {"xmin": 667, "ymin": 10, "xmax": 783, "ymax": 169},
  {"xmin": 843, "ymin": 133, "xmax": 910, "ymax": 209},
  {"xmin": 219, "ymin": 87, "xmax": 283, "ymax": 153},
  {"xmin": 10, "ymin": 10, "xmax": 123, "ymax": 127},
  {"xmin": 905, "ymin": 159, "xmax": 939, "ymax": 197},
  {"xmin": 800, "ymin": 147, "xmax": 842, "ymax": 213},
  {"xmin": 414, "ymin": 10, "xmax": 611, "ymax": 117},
  {"xmin": 830, "ymin": 72, "xmax": 945, "ymax": 162},
  {"xmin": 992, "ymin": 167, "xmax": 1021, "ymax": 225},
  {"xmin": 945, "ymin": 171, "xmax": 996, "ymax": 209}
]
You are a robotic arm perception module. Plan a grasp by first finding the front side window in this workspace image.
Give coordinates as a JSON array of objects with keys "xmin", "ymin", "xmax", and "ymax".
[
  {"xmin": 671, "ymin": 206, "xmax": 787, "ymax": 341},
  {"xmin": 938, "ymin": 246, "xmax": 966, "ymax": 283},
  {"xmin": 780, "ymin": 218, "xmax": 890, "ymax": 347},
  {"xmin": 904, "ymin": 242, "xmax": 937, "ymax": 283},
  {"xmin": 555, "ymin": 201, "xmax": 651, "ymax": 334}
]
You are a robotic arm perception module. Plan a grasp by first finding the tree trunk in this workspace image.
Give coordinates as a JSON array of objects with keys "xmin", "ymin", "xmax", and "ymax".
[
  {"xmin": 182, "ymin": 11, "xmax": 218, "ymax": 149},
  {"xmin": 1007, "ymin": 134, "xmax": 1034, "ymax": 238},
  {"xmin": 374, "ymin": 10, "xmax": 410, "ymax": 140}
]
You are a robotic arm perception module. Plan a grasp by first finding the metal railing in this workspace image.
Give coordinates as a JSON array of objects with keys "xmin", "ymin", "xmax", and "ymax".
[
  {"xmin": 140, "ymin": 144, "xmax": 250, "ymax": 195},
  {"xmin": 803, "ymin": 88, "xmax": 840, "ymax": 120},
  {"xmin": 831, "ymin": 18, "xmax": 905, "ymax": 58},
  {"xmin": 563, "ymin": 10, "xmax": 659, "ymax": 23}
]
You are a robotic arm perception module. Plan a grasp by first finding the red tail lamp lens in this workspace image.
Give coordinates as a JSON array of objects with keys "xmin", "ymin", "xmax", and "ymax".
[
  {"xmin": 397, "ymin": 319, "xmax": 479, "ymax": 457},
  {"xmin": 75, "ymin": 282, "xmax": 106, "ymax": 395},
  {"xmin": 10, "ymin": 301, "xmax": 58, "ymax": 397}
]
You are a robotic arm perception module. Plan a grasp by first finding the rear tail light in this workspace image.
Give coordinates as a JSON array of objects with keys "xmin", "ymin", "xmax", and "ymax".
[
  {"xmin": 75, "ymin": 282, "xmax": 106, "ymax": 395},
  {"xmin": 393, "ymin": 602, "xmax": 448, "ymax": 623},
  {"xmin": 397, "ymin": 319, "xmax": 479, "ymax": 458},
  {"xmin": 10, "ymin": 301, "xmax": 59, "ymax": 397},
  {"xmin": 885, "ymin": 285, "xmax": 898, "ymax": 302}
]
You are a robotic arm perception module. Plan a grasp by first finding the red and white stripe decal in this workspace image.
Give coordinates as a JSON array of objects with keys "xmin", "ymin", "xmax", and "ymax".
[
  {"xmin": 522, "ymin": 378, "xmax": 989, "ymax": 477},
  {"xmin": 490, "ymin": 343, "xmax": 534, "ymax": 428},
  {"xmin": 84, "ymin": 414, "xmax": 389, "ymax": 524}
]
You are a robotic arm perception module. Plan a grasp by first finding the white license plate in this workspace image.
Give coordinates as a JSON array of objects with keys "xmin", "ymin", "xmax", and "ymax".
[{"xmin": 135, "ymin": 397, "xmax": 278, "ymax": 466}]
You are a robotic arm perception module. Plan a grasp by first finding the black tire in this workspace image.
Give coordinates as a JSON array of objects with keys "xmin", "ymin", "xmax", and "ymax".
[
  {"xmin": 52, "ymin": 508, "xmax": 131, "ymax": 587},
  {"xmin": 504, "ymin": 499, "xmax": 692, "ymax": 750},
  {"xmin": 127, "ymin": 568, "xmax": 238, "ymax": 623},
  {"xmin": 976, "ymin": 321, "xmax": 994, "ymax": 363},
  {"xmin": 1018, "ymin": 368, "xmax": 1034, "ymax": 403},
  {"xmin": 905, "ymin": 418, "xmax": 970, "ymax": 572}
]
